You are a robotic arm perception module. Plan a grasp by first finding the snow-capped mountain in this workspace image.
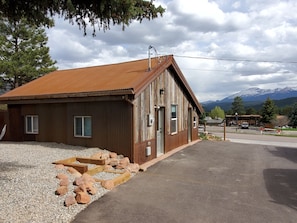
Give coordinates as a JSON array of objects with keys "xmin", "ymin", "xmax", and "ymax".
[{"xmin": 221, "ymin": 87, "xmax": 297, "ymax": 102}]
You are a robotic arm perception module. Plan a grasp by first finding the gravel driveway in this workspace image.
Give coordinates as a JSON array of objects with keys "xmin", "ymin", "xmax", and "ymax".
[{"xmin": 0, "ymin": 142, "xmax": 114, "ymax": 223}]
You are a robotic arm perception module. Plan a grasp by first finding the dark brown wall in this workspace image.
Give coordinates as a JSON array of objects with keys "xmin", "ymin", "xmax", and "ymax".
[
  {"xmin": 134, "ymin": 139, "xmax": 156, "ymax": 164},
  {"xmin": 165, "ymin": 130, "xmax": 188, "ymax": 153},
  {"xmin": 192, "ymin": 127, "xmax": 199, "ymax": 141},
  {"xmin": 7, "ymin": 100, "xmax": 134, "ymax": 161},
  {"xmin": 66, "ymin": 101, "xmax": 133, "ymax": 159},
  {"xmin": 7, "ymin": 105, "xmax": 23, "ymax": 141}
]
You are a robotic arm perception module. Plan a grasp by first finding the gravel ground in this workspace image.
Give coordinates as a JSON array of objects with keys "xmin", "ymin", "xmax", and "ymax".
[{"xmin": 0, "ymin": 142, "xmax": 125, "ymax": 223}]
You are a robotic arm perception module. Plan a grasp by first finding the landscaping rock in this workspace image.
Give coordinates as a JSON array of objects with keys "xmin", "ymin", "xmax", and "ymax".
[
  {"xmin": 64, "ymin": 195, "xmax": 77, "ymax": 207},
  {"xmin": 109, "ymin": 152, "xmax": 117, "ymax": 158},
  {"xmin": 87, "ymin": 186, "xmax": 97, "ymax": 195},
  {"xmin": 101, "ymin": 180, "xmax": 115, "ymax": 190},
  {"xmin": 104, "ymin": 165, "xmax": 114, "ymax": 171},
  {"xmin": 75, "ymin": 191, "xmax": 91, "ymax": 204},
  {"xmin": 126, "ymin": 163, "xmax": 140, "ymax": 173},
  {"xmin": 104, "ymin": 157, "xmax": 111, "ymax": 165},
  {"xmin": 56, "ymin": 173, "xmax": 68, "ymax": 180},
  {"xmin": 101, "ymin": 152, "xmax": 110, "ymax": 160},
  {"xmin": 74, "ymin": 184, "xmax": 86, "ymax": 193},
  {"xmin": 109, "ymin": 158, "xmax": 119, "ymax": 167},
  {"xmin": 67, "ymin": 167, "xmax": 82, "ymax": 178},
  {"xmin": 55, "ymin": 186, "xmax": 68, "ymax": 196},
  {"xmin": 73, "ymin": 177, "xmax": 84, "ymax": 186},
  {"xmin": 59, "ymin": 178, "xmax": 69, "ymax": 186},
  {"xmin": 55, "ymin": 164, "xmax": 64, "ymax": 169},
  {"xmin": 116, "ymin": 157, "xmax": 130, "ymax": 169},
  {"xmin": 82, "ymin": 173, "xmax": 96, "ymax": 184}
]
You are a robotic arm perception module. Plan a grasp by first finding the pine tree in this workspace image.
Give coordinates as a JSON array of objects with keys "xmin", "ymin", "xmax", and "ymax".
[
  {"xmin": 261, "ymin": 97, "xmax": 276, "ymax": 124},
  {"xmin": 289, "ymin": 103, "xmax": 297, "ymax": 128},
  {"xmin": 231, "ymin": 96, "xmax": 245, "ymax": 115},
  {"xmin": 0, "ymin": 1, "xmax": 165, "ymax": 36},
  {"xmin": 0, "ymin": 18, "xmax": 57, "ymax": 90}
]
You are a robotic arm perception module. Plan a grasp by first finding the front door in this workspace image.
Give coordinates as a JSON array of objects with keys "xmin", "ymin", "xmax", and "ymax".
[{"xmin": 156, "ymin": 107, "xmax": 165, "ymax": 156}]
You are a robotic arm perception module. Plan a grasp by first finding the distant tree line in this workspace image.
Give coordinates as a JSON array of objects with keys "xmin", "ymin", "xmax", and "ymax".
[{"xmin": 204, "ymin": 96, "xmax": 297, "ymax": 128}]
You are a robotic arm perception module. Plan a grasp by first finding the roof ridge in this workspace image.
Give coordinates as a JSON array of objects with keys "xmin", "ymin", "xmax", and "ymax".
[{"xmin": 58, "ymin": 56, "xmax": 172, "ymax": 72}]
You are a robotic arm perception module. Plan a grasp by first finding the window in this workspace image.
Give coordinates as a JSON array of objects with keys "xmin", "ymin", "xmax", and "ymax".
[
  {"xmin": 74, "ymin": 116, "xmax": 92, "ymax": 137},
  {"xmin": 193, "ymin": 116, "xmax": 197, "ymax": 128},
  {"xmin": 170, "ymin": 105, "xmax": 178, "ymax": 134},
  {"xmin": 25, "ymin": 115, "xmax": 39, "ymax": 134}
]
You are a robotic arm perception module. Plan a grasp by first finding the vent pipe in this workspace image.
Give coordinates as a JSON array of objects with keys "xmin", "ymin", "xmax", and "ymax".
[{"xmin": 148, "ymin": 45, "xmax": 157, "ymax": 71}]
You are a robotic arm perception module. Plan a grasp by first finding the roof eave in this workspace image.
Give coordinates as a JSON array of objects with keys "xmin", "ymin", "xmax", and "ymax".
[{"xmin": 0, "ymin": 88, "xmax": 135, "ymax": 104}]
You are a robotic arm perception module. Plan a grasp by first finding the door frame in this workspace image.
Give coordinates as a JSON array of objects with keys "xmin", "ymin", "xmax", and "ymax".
[
  {"xmin": 188, "ymin": 108, "xmax": 192, "ymax": 143},
  {"xmin": 156, "ymin": 107, "xmax": 165, "ymax": 157}
]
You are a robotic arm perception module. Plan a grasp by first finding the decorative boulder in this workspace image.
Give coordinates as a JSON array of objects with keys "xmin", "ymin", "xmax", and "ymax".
[
  {"xmin": 81, "ymin": 173, "xmax": 96, "ymax": 184},
  {"xmin": 56, "ymin": 173, "xmax": 68, "ymax": 180},
  {"xmin": 87, "ymin": 186, "xmax": 98, "ymax": 195},
  {"xmin": 55, "ymin": 164, "xmax": 65, "ymax": 169},
  {"xmin": 55, "ymin": 186, "xmax": 68, "ymax": 196},
  {"xmin": 116, "ymin": 157, "xmax": 130, "ymax": 169},
  {"xmin": 59, "ymin": 178, "xmax": 69, "ymax": 186},
  {"xmin": 73, "ymin": 177, "xmax": 84, "ymax": 186},
  {"xmin": 104, "ymin": 165, "xmax": 114, "ymax": 171},
  {"xmin": 101, "ymin": 180, "xmax": 115, "ymax": 190},
  {"xmin": 126, "ymin": 163, "xmax": 140, "ymax": 173},
  {"xmin": 109, "ymin": 158, "xmax": 119, "ymax": 167},
  {"xmin": 67, "ymin": 167, "xmax": 82, "ymax": 178},
  {"xmin": 101, "ymin": 152, "xmax": 110, "ymax": 160},
  {"xmin": 75, "ymin": 191, "xmax": 91, "ymax": 204},
  {"xmin": 109, "ymin": 152, "xmax": 117, "ymax": 159},
  {"xmin": 74, "ymin": 184, "xmax": 86, "ymax": 193},
  {"xmin": 64, "ymin": 195, "xmax": 77, "ymax": 207}
]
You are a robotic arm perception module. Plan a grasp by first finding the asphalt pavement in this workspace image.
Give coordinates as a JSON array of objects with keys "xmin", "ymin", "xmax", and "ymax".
[
  {"xmin": 72, "ymin": 139, "xmax": 297, "ymax": 223},
  {"xmin": 207, "ymin": 126, "xmax": 297, "ymax": 148}
]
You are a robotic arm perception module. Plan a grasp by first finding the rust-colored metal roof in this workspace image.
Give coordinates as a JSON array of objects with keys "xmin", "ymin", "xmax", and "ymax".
[
  {"xmin": 0, "ymin": 55, "xmax": 204, "ymax": 113},
  {"xmin": 1, "ymin": 57, "xmax": 163, "ymax": 98}
]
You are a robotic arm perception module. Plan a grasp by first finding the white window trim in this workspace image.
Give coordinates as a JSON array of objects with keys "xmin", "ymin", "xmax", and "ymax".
[
  {"xmin": 171, "ymin": 105, "xmax": 178, "ymax": 135},
  {"xmin": 25, "ymin": 115, "xmax": 39, "ymax": 134},
  {"xmin": 74, "ymin": 116, "xmax": 92, "ymax": 138}
]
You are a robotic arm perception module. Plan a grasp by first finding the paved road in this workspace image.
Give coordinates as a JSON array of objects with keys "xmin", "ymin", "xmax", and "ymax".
[
  {"xmin": 207, "ymin": 126, "xmax": 297, "ymax": 148},
  {"xmin": 73, "ymin": 140, "xmax": 297, "ymax": 223}
]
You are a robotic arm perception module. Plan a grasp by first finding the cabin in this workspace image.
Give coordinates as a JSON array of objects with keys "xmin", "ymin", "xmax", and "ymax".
[{"xmin": 0, "ymin": 55, "xmax": 204, "ymax": 164}]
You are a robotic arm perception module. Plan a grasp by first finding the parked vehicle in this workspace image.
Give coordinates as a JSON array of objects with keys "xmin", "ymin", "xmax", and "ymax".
[{"xmin": 241, "ymin": 122, "xmax": 249, "ymax": 129}]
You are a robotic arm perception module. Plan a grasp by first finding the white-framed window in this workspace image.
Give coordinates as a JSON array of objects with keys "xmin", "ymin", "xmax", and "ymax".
[
  {"xmin": 25, "ymin": 115, "xmax": 39, "ymax": 134},
  {"xmin": 170, "ymin": 105, "xmax": 178, "ymax": 134},
  {"xmin": 74, "ymin": 116, "xmax": 92, "ymax": 137},
  {"xmin": 193, "ymin": 116, "xmax": 197, "ymax": 128}
]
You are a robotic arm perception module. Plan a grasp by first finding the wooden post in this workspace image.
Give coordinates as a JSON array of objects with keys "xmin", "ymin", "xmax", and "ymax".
[{"xmin": 224, "ymin": 119, "xmax": 226, "ymax": 141}]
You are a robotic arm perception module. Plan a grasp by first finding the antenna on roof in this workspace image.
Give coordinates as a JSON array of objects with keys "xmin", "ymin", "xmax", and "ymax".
[{"xmin": 148, "ymin": 45, "xmax": 158, "ymax": 71}]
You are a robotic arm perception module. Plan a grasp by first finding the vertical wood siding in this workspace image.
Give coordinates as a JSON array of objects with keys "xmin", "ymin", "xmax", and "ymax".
[{"xmin": 134, "ymin": 68, "xmax": 199, "ymax": 163}]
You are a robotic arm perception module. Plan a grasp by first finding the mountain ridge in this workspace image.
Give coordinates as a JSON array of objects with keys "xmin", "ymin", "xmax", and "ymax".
[
  {"xmin": 201, "ymin": 87, "xmax": 297, "ymax": 112},
  {"xmin": 221, "ymin": 87, "xmax": 297, "ymax": 102}
]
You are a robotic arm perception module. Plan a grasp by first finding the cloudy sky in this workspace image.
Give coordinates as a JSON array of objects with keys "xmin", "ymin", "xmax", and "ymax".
[{"xmin": 46, "ymin": 0, "xmax": 297, "ymax": 102}]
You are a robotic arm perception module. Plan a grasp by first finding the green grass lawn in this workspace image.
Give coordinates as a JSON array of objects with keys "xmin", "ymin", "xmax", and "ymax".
[{"xmin": 281, "ymin": 128, "xmax": 297, "ymax": 131}]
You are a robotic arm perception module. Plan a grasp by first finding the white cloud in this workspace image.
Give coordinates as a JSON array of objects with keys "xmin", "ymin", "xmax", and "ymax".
[{"xmin": 46, "ymin": 0, "xmax": 297, "ymax": 102}]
